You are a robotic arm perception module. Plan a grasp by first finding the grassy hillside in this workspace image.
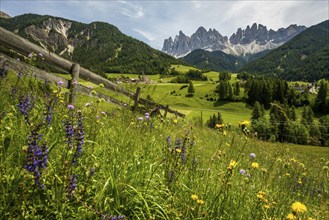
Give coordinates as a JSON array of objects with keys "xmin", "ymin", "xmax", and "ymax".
[
  {"xmin": 0, "ymin": 13, "xmax": 183, "ymax": 74},
  {"xmin": 241, "ymin": 20, "xmax": 329, "ymax": 81},
  {"xmin": 1, "ymin": 68, "xmax": 328, "ymax": 219}
]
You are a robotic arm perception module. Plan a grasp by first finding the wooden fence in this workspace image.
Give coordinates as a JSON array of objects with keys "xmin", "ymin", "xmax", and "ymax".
[{"xmin": 0, "ymin": 27, "xmax": 184, "ymax": 117}]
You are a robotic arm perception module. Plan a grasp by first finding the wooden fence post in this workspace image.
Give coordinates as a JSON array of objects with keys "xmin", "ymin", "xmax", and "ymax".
[
  {"xmin": 69, "ymin": 63, "xmax": 80, "ymax": 104},
  {"xmin": 133, "ymin": 87, "xmax": 141, "ymax": 111},
  {"xmin": 164, "ymin": 105, "xmax": 169, "ymax": 118}
]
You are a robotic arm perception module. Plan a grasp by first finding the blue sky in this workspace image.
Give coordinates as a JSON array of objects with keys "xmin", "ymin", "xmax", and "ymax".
[{"xmin": 1, "ymin": 0, "xmax": 328, "ymax": 50}]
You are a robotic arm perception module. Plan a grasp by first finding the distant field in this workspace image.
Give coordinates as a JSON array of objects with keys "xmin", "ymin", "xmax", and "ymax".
[{"xmin": 171, "ymin": 64, "xmax": 197, "ymax": 73}]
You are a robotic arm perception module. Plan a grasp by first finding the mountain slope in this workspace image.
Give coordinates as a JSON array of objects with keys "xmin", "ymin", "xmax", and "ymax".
[
  {"xmin": 180, "ymin": 49, "xmax": 244, "ymax": 72},
  {"xmin": 162, "ymin": 23, "xmax": 306, "ymax": 57},
  {"xmin": 0, "ymin": 13, "xmax": 181, "ymax": 74},
  {"xmin": 240, "ymin": 20, "xmax": 329, "ymax": 81},
  {"xmin": 180, "ymin": 49, "xmax": 271, "ymax": 72}
]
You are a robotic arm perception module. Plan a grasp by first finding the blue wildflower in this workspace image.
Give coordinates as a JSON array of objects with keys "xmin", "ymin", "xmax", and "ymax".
[{"xmin": 68, "ymin": 174, "xmax": 77, "ymax": 197}]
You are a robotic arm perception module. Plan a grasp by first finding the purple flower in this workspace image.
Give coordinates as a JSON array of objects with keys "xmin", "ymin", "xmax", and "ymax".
[
  {"xmin": 28, "ymin": 53, "xmax": 33, "ymax": 58},
  {"xmin": 145, "ymin": 115, "xmax": 149, "ymax": 120},
  {"xmin": 16, "ymin": 58, "xmax": 20, "ymax": 61},
  {"xmin": 88, "ymin": 85, "xmax": 93, "ymax": 89},
  {"xmin": 145, "ymin": 112, "xmax": 150, "ymax": 117},
  {"xmin": 38, "ymin": 52, "xmax": 43, "ymax": 57},
  {"xmin": 72, "ymin": 80, "xmax": 78, "ymax": 86},
  {"xmin": 68, "ymin": 174, "xmax": 77, "ymax": 197},
  {"xmin": 58, "ymin": 81, "xmax": 64, "ymax": 87},
  {"xmin": 137, "ymin": 117, "xmax": 143, "ymax": 121},
  {"xmin": 24, "ymin": 129, "xmax": 49, "ymax": 188},
  {"xmin": 64, "ymin": 120, "xmax": 74, "ymax": 150},
  {"xmin": 250, "ymin": 153, "xmax": 256, "ymax": 159},
  {"xmin": 17, "ymin": 72, "xmax": 23, "ymax": 79},
  {"xmin": 67, "ymin": 104, "xmax": 74, "ymax": 110},
  {"xmin": 240, "ymin": 169, "xmax": 246, "ymax": 175},
  {"xmin": 73, "ymin": 111, "xmax": 84, "ymax": 164},
  {"xmin": 90, "ymin": 168, "xmax": 95, "ymax": 176},
  {"xmin": 166, "ymin": 136, "xmax": 172, "ymax": 147},
  {"xmin": 17, "ymin": 96, "xmax": 32, "ymax": 124}
]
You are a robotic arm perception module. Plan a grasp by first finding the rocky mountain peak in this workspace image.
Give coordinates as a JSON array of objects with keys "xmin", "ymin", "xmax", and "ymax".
[{"xmin": 162, "ymin": 23, "xmax": 307, "ymax": 57}]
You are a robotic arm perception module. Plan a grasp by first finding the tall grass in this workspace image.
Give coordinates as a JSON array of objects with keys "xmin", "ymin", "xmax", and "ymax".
[{"xmin": 0, "ymin": 69, "xmax": 328, "ymax": 219}]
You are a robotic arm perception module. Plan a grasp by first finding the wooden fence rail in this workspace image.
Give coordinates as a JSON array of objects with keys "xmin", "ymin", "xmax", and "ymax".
[{"xmin": 0, "ymin": 27, "xmax": 184, "ymax": 117}]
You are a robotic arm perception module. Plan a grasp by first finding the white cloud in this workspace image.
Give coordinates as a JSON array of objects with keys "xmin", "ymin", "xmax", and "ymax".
[{"xmin": 1, "ymin": 0, "xmax": 328, "ymax": 49}]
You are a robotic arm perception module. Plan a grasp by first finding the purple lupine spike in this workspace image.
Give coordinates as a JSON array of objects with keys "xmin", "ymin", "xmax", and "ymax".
[
  {"xmin": 68, "ymin": 174, "xmax": 77, "ymax": 197},
  {"xmin": 73, "ymin": 111, "xmax": 84, "ymax": 164},
  {"xmin": 64, "ymin": 120, "xmax": 74, "ymax": 150},
  {"xmin": 17, "ymin": 96, "xmax": 32, "ymax": 124},
  {"xmin": 24, "ymin": 130, "xmax": 48, "ymax": 188}
]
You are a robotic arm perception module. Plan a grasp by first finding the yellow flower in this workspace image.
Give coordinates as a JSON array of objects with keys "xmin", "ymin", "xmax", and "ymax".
[
  {"xmin": 251, "ymin": 162, "xmax": 259, "ymax": 169},
  {"xmin": 285, "ymin": 173, "xmax": 291, "ymax": 177},
  {"xmin": 191, "ymin": 194, "xmax": 198, "ymax": 201},
  {"xmin": 176, "ymin": 149, "xmax": 182, "ymax": 153},
  {"xmin": 291, "ymin": 201, "xmax": 307, "ymax": 213},
  {"xmin": 286, "ymin": 213, "xmax": 296, "ymax": 220},
  {"xmin": 216, "ymin": 123, "xmax": 224, "ymax": 128},
  {"xmin": 223, "ymin": 130, "xmax": 227, "ymax": 136},
  {"xmin": 263, "ymin": 204, "xmax": 270, "ymax": 209},
  {"xmin": 227, "ymin": 160, "xmax": 237, "ymax": 170},
  {"xmin": 173, "ymin": 119, "xmax": 178, "ymax": 124},
  {"xmin": 197, "ymin": 199, "xmax": 205, "ymax": 205},
  {"xmin": 297, "ymin": 178, "xmax": 302, "ymax": 184}
]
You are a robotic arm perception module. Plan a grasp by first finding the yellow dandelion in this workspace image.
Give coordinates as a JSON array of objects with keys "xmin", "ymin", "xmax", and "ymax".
[
  {"xmin": 227, "ymin": 160, "xmax": 237, "ymax": 170},
  {"xmin": 191, "ymin": 194, "xmax": 198, "ymax": 201},
  {"xmin": 286, "ymin": 213, "xmax": 296, "ymax": 220},
  {"xmin": 291, "ymin": 201, "xmax": 307, "ymax": 213},
  {"xmin": 197, "ymin": 199, "xmax": 205, "ymax": 205},
  {"xmin": 176, "ymin": 148, "xmax": 182, "ymax": 153},
  {"xmin": 173, "ymin": 119, "xmax": 178, "ymax": 124},
  {"xmin": 251, "ymin": 162, "xmax": 259, "ymax": 169},
  {"xmin": 263, "ymin": 204, "xmax": 270, "ymax": 209}
]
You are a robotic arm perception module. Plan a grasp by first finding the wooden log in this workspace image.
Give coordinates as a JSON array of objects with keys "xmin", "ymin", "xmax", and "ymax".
[{"xmin": 69, "ymin": 63, "xmax": 80, "ymax": 104}]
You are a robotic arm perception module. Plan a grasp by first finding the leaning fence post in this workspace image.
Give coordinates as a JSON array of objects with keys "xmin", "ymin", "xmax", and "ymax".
[
  {"xmin": 164, "ymin": 105, "xmax": 169, "ymax": 118},
  {"xmin": 69, "ymin": 63, "xmax": 80, "ymax": 104},
  {"xmin": 133, "ymin": 87, "xmax": 141, "ymax": 111}
]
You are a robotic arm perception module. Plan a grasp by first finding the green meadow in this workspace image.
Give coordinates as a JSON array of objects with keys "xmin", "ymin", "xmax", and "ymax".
[{"xmin": 1, "ymin": 67, "xmax": 328, "ymax": 220}]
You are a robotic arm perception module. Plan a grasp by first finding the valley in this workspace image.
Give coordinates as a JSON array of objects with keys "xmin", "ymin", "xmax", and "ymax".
[{"xmin": 0, "ymin": 7, "xmax": 328, "ymax": 220}]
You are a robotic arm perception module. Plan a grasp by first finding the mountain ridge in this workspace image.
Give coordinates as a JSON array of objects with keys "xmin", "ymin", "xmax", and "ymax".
[
  {"xmin": 162, "ymin": 23, "xmax": 307, "ymax": 57},
  {"xmin": 240, "ymin": 20, "xmax": 329, "ymax": 81}
]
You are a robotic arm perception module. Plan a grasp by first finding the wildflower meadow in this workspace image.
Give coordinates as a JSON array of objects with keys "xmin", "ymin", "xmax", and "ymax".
[{"xmin": 0, "ymin": 67, "xmax": 328, "ymax": 219}]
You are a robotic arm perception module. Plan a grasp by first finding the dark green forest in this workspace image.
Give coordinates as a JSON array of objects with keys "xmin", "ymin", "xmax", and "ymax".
[{"xmin": 241, "ymin": 20, "xmax": 329, "ymax": 81}]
